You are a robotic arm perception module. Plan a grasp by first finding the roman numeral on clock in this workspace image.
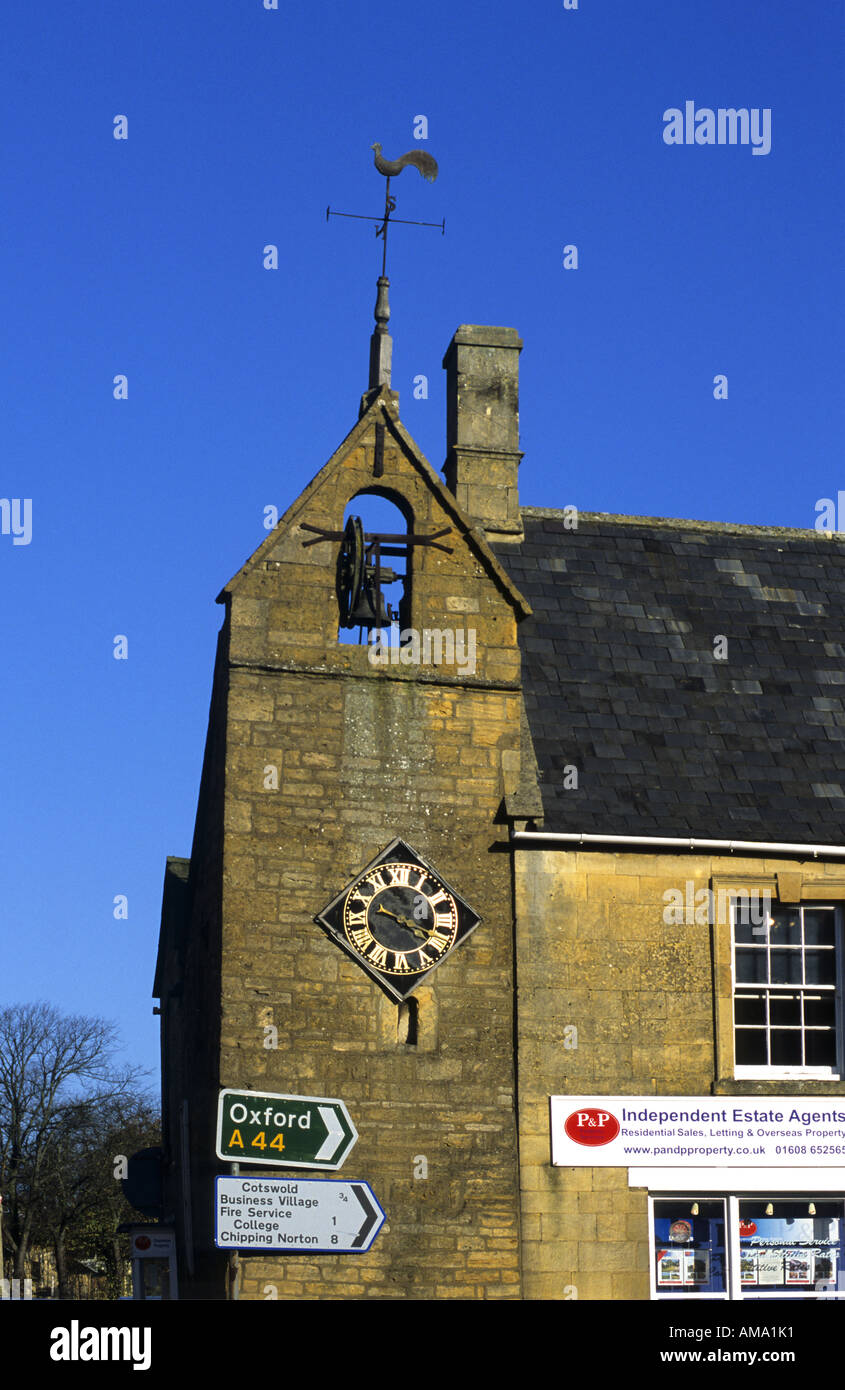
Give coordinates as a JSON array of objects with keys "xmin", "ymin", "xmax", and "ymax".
[{"xmin": 427, "ymin": 929, "xmax": 451, "ymax": 952}]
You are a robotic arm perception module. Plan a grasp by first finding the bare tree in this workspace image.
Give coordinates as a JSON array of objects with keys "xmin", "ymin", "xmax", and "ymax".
[
  {"xmin": 34, "ymin": 1092, "xmax": 160, "ymax": 1298},
  {"xmin": 0, "ymin": 1002, "xmax": 146, "ymax": 1284}
]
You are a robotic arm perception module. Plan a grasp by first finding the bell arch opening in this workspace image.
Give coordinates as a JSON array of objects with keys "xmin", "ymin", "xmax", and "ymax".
[{"xmin": 337, "ymin": 491, "xmax": 413, "ymax": 646}]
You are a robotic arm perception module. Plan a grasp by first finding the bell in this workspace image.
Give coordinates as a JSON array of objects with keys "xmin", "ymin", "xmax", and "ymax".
[{"xmin": 347, "ymin": 579, "xmax": 392, "ymax": 628}]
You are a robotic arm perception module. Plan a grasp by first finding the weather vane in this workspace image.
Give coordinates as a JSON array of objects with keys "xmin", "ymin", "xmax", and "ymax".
[
  {"xmin": 326, "ymin": 143, "xmax": 443, "ymax": 278},
  {"xmin": 327, "ymin": 143, "xmax": 443, "ymax": 405}
]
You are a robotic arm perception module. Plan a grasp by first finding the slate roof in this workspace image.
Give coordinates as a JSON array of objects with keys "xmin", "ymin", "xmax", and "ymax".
[{"xmin": 493, "ymin": 509, "xmax": 845, "ymax": 844}]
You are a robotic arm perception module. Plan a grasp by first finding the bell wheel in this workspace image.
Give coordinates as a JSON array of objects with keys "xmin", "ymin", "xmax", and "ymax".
[{"xmin": 339, "ymin": 515, "xmax": 365, "ymax": 625}]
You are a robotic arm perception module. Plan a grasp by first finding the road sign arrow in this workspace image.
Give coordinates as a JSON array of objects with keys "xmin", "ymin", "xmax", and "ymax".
[
  {"xmin": 315, "ymin": 1105, "xmax": 345, "ymax": 1163},
  {"xmin": 351, "ymin": 1183, "xmax": 380, "ymax": 1248}
]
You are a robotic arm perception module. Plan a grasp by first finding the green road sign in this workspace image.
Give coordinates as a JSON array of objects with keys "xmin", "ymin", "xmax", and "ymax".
[{"xmin": 216, "ymin": 1089, "xmax": 358, "ymax": 1170}]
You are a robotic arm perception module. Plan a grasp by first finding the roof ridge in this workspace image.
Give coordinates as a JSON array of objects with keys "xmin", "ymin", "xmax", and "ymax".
[{"xmin": 520, "ymin": 506, "xmax": 845, "ymax": 542}]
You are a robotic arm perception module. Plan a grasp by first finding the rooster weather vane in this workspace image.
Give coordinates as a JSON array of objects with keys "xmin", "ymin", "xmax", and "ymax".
[{"xmin": 326, "ymin": 142, "xmax": 443, "ymax": 277}]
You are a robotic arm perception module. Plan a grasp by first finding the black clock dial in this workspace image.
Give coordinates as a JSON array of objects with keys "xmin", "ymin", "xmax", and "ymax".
[
  {"xmin": 342, "ymin": 864, "xmax": 458, "ymax": 975},
  {"xmin": 315, "ymin": 839, "xmax": 482, "ymax": 1002}
]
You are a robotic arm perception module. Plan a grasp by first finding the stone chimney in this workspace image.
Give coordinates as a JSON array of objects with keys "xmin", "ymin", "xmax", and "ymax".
[{"xmin": 442, "ymin": 325, "xmax": 523, "ymax": 540}]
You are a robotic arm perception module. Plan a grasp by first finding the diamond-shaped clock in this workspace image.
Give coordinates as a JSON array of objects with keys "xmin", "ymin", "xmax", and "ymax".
[{"xmin": 314, "ymin": 838, "xmax": 482, "ymax": 1002}]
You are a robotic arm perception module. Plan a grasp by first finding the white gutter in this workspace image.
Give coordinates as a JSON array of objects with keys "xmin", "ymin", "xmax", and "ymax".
[{"xmin": 510, "ymin": 829, "xmax": 845, "ymax": 859}]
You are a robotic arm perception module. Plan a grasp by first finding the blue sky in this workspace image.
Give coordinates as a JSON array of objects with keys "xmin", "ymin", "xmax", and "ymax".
[{"xmin": 1, "ymin": 1, "xmax": 843, "ymax": 1083}]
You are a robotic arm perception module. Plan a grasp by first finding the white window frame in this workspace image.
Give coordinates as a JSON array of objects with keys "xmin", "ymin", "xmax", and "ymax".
[{"xmin": 731, "ymin": 901, "xmax": 844, "ymax": 1081}]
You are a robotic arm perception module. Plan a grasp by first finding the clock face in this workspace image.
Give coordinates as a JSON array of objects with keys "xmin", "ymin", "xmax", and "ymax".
[
  {"xmin": 315, "ymin": 839, "xmax": 481, "ymax": 1000},
  {"xmin": 343, "ymin": 863, "xmax": 458, "ymax": 976}
]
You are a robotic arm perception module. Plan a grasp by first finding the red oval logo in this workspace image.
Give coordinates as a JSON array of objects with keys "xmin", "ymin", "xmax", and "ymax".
[
  {"xmin": 134, "ymin": 1235, "xmax": 152, "ymax": 1251},
  {"xmin": 564, "ymin": 1108, "xmax": 620, "ymax": 1146},
  {"xmin": 739, "ymin": 1221, "xmax": 757, "ymax": 1238}
]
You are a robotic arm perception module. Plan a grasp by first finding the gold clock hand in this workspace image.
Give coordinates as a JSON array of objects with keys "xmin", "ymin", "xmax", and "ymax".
[{"xmin": 377, "ymin": 906, "xmax": 430, "ymax": 942}]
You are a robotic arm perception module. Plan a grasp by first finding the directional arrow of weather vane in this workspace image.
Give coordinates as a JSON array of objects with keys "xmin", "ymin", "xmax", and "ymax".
[{"xmin": 326, "ymin": 142, "xmax": 444, "ymax": 276}]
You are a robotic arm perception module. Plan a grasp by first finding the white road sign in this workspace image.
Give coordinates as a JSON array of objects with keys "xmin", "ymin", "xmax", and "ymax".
[
  {"xmin": 215, "ymin": 1176, "xmax": 385, "ymax": 1253},
  {"xmin": 550, "ymin": 1095, "xmax": 845, "ymax": 1167}
]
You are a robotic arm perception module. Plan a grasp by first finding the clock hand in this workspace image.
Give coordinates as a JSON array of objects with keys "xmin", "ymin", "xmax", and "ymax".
[{"xmin": 376, "ymin": 906, "xmax": 430, "ymax": 942}]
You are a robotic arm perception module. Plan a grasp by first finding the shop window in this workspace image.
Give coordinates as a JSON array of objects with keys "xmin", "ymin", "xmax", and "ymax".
[
  {"xmin": 739, "ymin": 1199, "xmax": 842, "ymax": 1295},
  {"xmin": 653, "ymin": 1200, "xmax": 727, "ymax": 1295},
  {"xmin": 732, "ymin": 903, "xmax": 843, "ymax": 1079},
  {"xmin": 650, "ymin": 1195, "xmax": 845, "ymax": 1299}
]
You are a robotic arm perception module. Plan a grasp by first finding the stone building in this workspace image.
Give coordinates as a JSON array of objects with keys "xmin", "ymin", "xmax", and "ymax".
[{"xmin": 155, "ymin": 299, "xmax": 845, "ymax": 1301}]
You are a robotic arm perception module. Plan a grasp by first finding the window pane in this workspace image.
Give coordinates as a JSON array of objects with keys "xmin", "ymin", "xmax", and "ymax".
[
  {"xmin": 805, "ymin": 1030, "xmax": 837, "ymax": 1068},
  {"xmin": 770, "ymin": 950, "xmax": 803, "ymax": 984},
  {"xmin": 804, "ymin": 909, "xmax": 835, "ymax": 946},
  {"xmin": 805, "ymin": 949, "xmax": 836, "ymax": 985},
  {"xmin": 805, "ymin": 995, "xmax": 836, "ymax": 1028},
  {"xmin": 770, "ymin": 994, "xmax": 800, "ymax": 1026},
  {"xmin": 771, "ymin": 1030, "xmax": 802, "ymax": 1066},
  {"xmin": 736, "ymin": 948, "xmax": 767, "ymax": 983},
  {"xmin": 653, "ymin": 1200, "xmax": 726, "ymax": 1295},
  {"xmin": 735, "ymin": 1029, "xmax": 767, "ymax": 1064},
  {"xmin": 735, "ymin": 994, "xmax": 766, "ymax": 1026},
  {"xmin": 739, "ymin": 1200, "xmax": 844, "ymax": 1294},
  {"xmin": 733, "ymin": 912, "xmax": 758, "ymax": 944},
  {"xmin": 770, "ymin": 907, "xmax": 801, "ymax": 944},
  {"xmin": 734, "ymin": 901, "xmax": 771, "ymax": 941}
]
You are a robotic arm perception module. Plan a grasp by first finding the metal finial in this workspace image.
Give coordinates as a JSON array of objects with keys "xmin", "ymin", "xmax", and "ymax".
[{"xmin": 369, "ymin": 276, "xmax": 392, "ymax": 391}]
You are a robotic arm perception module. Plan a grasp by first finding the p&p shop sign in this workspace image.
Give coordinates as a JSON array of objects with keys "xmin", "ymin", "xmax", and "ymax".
[{"xmin": 550, "ymin": 1095, "xmax": 845, "ymax": 1167}]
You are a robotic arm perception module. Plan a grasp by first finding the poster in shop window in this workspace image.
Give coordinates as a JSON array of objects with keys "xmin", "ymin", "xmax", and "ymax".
[
  {"xmin": 741, "ymin": 1250, "xmax": 758, "ymax": 1284},
  {"xmin": 657, "ymin": 1248, "xmax": 710, "ymax": 1286},
  {"xmin": 683, "ymin": 1249, "xmax": 710, "ymax": 1285},
  {"xmin": 657, "ymin": 1250, "xmax": 682, "ymax": 1284},
  {"xmin": 756, "ymin": 1250, "xmax": 783, "ymax": 1285},
  {"xmin": 785, "ymin": 1251, "xmax": 813, "ymax": 1285}
]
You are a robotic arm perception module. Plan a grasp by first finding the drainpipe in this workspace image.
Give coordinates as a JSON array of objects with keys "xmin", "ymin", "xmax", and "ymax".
[{"xmin": 510, "ymin": 829, "xmax": 845, "ymax": 859}]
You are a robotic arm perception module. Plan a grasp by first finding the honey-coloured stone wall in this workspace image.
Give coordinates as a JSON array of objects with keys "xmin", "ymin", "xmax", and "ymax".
[
  {"xmin": 515, "ymin": 848, "xmax": 845, "ymax": 1300},
  {"xmin": 160, "ymin": 390, "xmax": 533, "ymax": 1299}
]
